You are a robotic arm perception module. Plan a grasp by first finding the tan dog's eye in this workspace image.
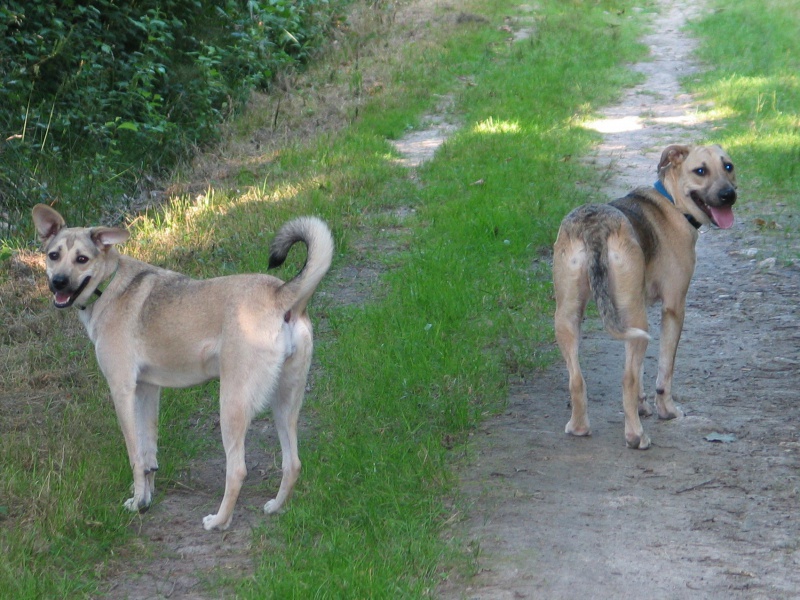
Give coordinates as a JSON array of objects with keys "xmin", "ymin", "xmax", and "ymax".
[
  {"xmin": 724, "ymin": 163, "xmax": 734, "ymax": 172},
  {"xmin": 694, "ymin": 167, "xmax": 707, "ymax": 176},
  {"xmin": 48, "ymin": 251, "xmax": 60, "ymax": 261},
  {"xmin": 76, "ymin": 255, "xmax": 89, "ymax": 264}
]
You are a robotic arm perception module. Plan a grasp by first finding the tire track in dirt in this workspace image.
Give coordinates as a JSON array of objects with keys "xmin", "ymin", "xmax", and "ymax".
[{"xmin": 440, "ymin": 1, "xmax": 800, "ymax": 599}]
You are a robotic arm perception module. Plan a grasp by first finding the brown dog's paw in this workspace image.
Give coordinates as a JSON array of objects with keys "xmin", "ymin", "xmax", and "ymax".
[
  {"xmin": 638, "ymin": 397, "xmax": 653, "ymax": 417},
  {"xmin": 625, "ymin": 432, "xmax": 651, "ymax": 450},
  {"xmin": 565, "ymin": 419, "xmax": 591, "ymax": 437},
  {"xmin": 656, "ymin": 397, "xmax": 684, "ymax": 420}
]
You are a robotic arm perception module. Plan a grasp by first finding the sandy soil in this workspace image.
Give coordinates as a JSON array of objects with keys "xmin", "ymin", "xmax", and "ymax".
[{"xmin": 439, "ymin": 1, "xmax": 800, "ymax": 599}]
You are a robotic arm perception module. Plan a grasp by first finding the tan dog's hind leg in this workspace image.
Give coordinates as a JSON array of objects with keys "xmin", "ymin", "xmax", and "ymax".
[
  {"xmin": 553, "ymin": 235, "xmax": 592, "ymax": 436},
  {"xmin": 264, "ymin": 320, "xmax": 313, "ymax": 515},
  {"xmin": 202, "ymin": 365, "xmax": 268, "ymax": 531}
]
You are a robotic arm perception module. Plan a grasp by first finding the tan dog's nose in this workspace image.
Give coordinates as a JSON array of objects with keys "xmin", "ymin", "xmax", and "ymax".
[{"xmin": 51, "ymin": 274, "xmax": 70, "ymax": 291}]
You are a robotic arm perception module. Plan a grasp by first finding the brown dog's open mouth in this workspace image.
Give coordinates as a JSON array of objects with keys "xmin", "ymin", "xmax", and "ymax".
[{"xmin": 690, "ymin": 192, "xmax": 735, "ymax": 229}]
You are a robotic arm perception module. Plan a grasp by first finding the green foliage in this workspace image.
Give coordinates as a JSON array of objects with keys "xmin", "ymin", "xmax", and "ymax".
[
  {"xmin": 0, "ymin": 0, "xmax": 349, "ymax": 235},
  {"xmin": 687, "ymin": 0, "xmax": 800, "ymax": 262}
]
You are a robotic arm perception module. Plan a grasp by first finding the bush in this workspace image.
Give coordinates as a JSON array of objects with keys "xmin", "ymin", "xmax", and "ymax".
[{"xmin": 0, "ymin": 0, "xmax": 348, "ymax": 235}]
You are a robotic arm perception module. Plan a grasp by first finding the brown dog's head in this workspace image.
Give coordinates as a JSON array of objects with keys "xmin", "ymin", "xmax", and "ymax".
[
  {"xmin": 657, "ymin": 144, "xmax": 737, "ymax": 229},
  {"xmin": 31, "ymin": 204, "xmax": 130, "ymax": 309}
]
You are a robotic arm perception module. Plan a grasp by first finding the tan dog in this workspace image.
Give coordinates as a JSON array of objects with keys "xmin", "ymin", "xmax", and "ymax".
[
  {"xmin": 32, "ymin": 204, "xmax": 333, "ymax": 530},
  {"xmin": 552, "ymin": 144, "xmax": 737, "ymax": 449}
]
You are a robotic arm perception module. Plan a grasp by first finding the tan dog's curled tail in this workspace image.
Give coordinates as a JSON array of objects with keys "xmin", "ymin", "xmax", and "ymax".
[
  {"xmin": 269, "ymin": 216, "xmax": 334, "ymax": 316},
  {"xmin": 586, "ymin": 239, "xmax": 650, "ymax": 342}
]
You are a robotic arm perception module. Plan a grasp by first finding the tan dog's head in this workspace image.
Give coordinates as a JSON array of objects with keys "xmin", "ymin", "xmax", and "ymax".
[
  {"xmin": 658, "ymin": 144, "xmax": 737, "ymax": 229},
  {"xmin": 32, "ymin": 204, "xmax": 129, "ymax": 309}
]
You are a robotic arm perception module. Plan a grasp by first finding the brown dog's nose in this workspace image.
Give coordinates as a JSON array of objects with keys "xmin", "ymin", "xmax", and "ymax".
[{"xmin": 719, "ymin": 187, "xmax": 737, "ymax": 206}]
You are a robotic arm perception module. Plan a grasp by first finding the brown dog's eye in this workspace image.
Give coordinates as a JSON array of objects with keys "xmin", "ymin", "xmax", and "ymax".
[
  {"xmin": 48, "ymin": 251, "xmax": 60, "ymax": 261},
  {"xmin": 76, "ymin": 255, "xmax": 89, "ymax": 264},
  {"xmin": 724, "ymin": 163, "xmax": 734, "ymax": 172}
]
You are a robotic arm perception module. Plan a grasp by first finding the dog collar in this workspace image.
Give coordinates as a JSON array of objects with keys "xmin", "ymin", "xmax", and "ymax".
[
  {"xmin": 654, "ymin": 180, "xmax": 702, "ymax": 230},
  {"xmin": 654, "ymin": 179, "xmax": 674, "ymax": 202},
  {"xmin": 77, "ymin": 267, "xmax": 118, "ymax": 310}
]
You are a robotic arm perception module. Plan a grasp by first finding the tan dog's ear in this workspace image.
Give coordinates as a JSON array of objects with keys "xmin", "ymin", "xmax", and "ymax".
[
  {"xmin": 31, "ymin": 204, "xmax": 66, "ymax": 246},
  {"xmin": 657, "ymin": 144, "xmax": 691, "ymax": 175},
  {"xmin": 90, "ymin": 227, "xmax": 130, "ymax": 250}
]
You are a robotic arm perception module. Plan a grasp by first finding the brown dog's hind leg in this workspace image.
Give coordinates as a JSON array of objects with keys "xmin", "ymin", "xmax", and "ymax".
[
  {"xmin": 553, "ymin": 236, "xmax": 592, "ymax": 437},
  {"xmin": 622, "ymin": 335, "xmax": 650, "ymax": 449},
  {"xmin": 654, "ymin": 302, "xmax": 687, "ymax": 420},
  {"xmin": 606, "ymin": 233, "xmax": 651, "ymax": 449},
  {"xmin": 637, "ymin": 360, "xmax": 653, "ymax": 417}
]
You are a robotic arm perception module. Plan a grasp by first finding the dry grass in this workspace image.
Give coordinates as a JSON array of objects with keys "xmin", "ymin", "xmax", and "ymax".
[{"xmin": 171, "ymin": 0, "xmax": 455, "ymax": 196}]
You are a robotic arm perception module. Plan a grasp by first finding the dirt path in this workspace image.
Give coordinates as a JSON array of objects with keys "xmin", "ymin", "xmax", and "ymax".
[{"xmin": 440, "ymin": 1, "xmax": 800, "ymax": 599}]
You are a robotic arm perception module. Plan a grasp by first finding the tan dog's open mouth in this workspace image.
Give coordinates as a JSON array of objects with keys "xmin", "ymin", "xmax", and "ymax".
[{"xmin": 51, "ymin": 276, "xmax": 91, "ymax": 308}]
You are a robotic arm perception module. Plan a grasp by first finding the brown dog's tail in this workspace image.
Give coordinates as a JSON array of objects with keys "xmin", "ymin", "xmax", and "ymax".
[
  {"xmin": 269, "ymin": 216, "xmax": 334, "ymax": 316},
  {"xmin": 586, "ymin": 239, "xmax": 650, "ymax": 342}
]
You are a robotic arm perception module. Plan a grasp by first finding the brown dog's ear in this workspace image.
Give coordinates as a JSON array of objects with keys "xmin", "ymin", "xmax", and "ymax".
[
  {"xmin": 90, "ymin": 227, "xmax": 130, "ymax": 250},
  {"xmin": 31, "ymin": 204, "xmax": 66, "ymax": 246},
  {"xmin": 657, "ymin": 144, "xmax": 691, "ymax": 175}
]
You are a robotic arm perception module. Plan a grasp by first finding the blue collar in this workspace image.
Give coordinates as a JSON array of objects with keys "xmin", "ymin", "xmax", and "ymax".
[
  {"xmin": 654, "ymin": 179, "xmax": 674, "ymax": 203},
  {"xmin": 654, "ymin": 180, "xmax": 702, "ymax": 230}
]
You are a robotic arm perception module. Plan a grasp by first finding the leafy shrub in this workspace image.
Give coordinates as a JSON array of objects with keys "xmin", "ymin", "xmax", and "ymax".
[{"xmin": 0, "ymin": 0, "xmax": 348, "ymax": 235}]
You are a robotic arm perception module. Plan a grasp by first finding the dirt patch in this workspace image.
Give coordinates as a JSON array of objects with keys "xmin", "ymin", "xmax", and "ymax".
[{"xmin": 439, "ymin": 1, "xmax": 800, "ymax": 599}]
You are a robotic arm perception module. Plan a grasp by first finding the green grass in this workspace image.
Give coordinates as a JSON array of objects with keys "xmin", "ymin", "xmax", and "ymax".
[
  {"xmin": 687, "ymin": 0, "xmax": 800, "ymax": 263},
  {"xmin": 2, "ymin": 0, "xmax": 716, "ymax": 596}
]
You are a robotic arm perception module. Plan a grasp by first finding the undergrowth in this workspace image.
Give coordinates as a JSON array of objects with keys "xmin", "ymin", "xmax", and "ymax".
[{"xmin": 0, "ymin": 0, "xmax": 352, "ymax": 237}]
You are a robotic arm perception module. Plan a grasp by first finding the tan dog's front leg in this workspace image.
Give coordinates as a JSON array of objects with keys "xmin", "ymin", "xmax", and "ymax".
[
  {"xmin": 136, "ymin": 382, "xmax": 161, "ymax": 507},
  {"xmin": 655, "ymin": 304, "xmax": 686, "ymax": 420},
  {"xmin": 108, "ymin": 383, "xmax": 153, "ymax": 512}
]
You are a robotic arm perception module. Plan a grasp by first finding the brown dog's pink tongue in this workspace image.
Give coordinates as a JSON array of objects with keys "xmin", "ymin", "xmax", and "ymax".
[{"xmin": 710, "ymin": 206, "xmax": 734, "ymax": 229}]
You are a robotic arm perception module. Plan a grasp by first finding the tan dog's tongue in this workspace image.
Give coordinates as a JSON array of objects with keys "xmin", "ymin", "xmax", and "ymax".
[
  {"xmin": 710, "ymin": 206, "xmax": 734, "ymax": 229},
  {"xmin": 55, "ymin": 292, "xmax": 71, "ymax": 304}
]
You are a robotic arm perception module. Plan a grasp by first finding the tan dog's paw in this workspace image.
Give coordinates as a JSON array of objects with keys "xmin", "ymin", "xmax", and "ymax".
[
  {"xmin": 638, "ymin": 396, "xmax": 653, "ymax": 417},
  {"xmin": 202, "ymin": 513, "xmax": 232, "ymax": 531},
  {"xmin": 263, "ymin": 498, "xmax": 284, "ymax": 515},
  {"xmin": 123, "ymin": 495, "xmax": 150, "ymax": 513}
]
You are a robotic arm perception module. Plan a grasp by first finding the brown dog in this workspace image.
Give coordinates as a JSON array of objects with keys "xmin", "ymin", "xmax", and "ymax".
[
  {"xmin": 552, "ymin": 144, "xmax": 737, "ymax": 449},
  {"xmin": 32, "ymin": 204, "xmax": 333, "ymax": 530}
]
